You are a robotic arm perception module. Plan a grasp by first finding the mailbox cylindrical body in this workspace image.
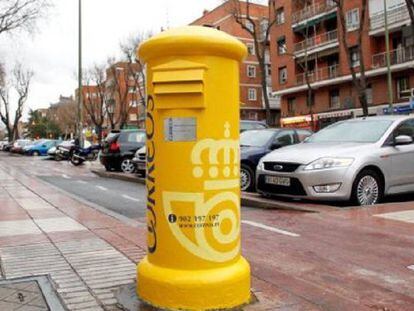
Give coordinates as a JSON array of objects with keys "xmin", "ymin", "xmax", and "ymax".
[{"xmin": 137, "ymin": 26, "xmax": 251, "ymax": 310}]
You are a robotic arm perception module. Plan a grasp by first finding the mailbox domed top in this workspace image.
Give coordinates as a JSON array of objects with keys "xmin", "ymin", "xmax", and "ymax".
[{"xmin": 138, "ymin": 26, "xmax": 247, "ymax": 63}]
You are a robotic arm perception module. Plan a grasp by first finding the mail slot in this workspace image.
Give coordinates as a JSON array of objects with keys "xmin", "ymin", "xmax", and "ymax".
[{"xmin": 136, "ymin": 26, "xmax": 251, "ymax": 310}]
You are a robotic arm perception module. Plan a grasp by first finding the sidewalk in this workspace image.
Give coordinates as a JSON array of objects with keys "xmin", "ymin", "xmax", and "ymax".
[{"xmin": 0, "ymin": 163, "xmax": 147, "ymax": 310}]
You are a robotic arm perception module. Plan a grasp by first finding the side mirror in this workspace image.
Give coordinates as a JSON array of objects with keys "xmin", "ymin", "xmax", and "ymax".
[{"xmin": 394, "ymin": 135, "xmax": 413, "ymax": 146}]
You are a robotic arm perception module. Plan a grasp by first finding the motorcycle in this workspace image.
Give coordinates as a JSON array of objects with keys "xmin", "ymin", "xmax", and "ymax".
[
  {"xmin": 55, "ymin": 140, "xmax": 75, "ymax": 161},
  {"xmin": 70, "ymin": 144, "xmax": 101, "ymax": 166}
]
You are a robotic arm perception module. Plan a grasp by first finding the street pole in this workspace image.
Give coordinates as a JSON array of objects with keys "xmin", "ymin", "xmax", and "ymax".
[
  {"xmin": 78, "ymin": 0, "xmax": 83, "ymax": 146},
  {"xmin": 384, "ymin": 0, "xmax": 394, "ymax": 114}
]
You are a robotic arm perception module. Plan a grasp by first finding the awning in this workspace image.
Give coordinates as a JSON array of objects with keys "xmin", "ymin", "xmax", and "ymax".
[
  {"xmin": 293, "ymin": 12, "xmax": 337, "ymax": 32},
  {"xmin": 281, "ymin": 115, "xmax": 313, "ymax": 125},
  {"xmin": 316, "ymin": 110, "xmax": 352, "ymax": 120}
]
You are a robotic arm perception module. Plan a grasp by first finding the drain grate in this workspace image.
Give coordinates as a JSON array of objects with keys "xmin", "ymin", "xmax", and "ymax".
[{"xmin": 0, "ymin": 276, "xmax": 66, "ymax": 311}]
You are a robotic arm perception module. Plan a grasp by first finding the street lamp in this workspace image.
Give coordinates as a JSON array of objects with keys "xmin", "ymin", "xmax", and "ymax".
[
  {"xmin": 384, "ymin": 0, "xmax": 394, "ymax": 114},
  {"xmin": 78, "ymin": 0, "xmax": 84, "ymax": 146}
]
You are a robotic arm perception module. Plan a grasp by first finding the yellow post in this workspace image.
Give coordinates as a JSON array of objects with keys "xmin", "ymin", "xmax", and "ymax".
[{"xmin": 137, "ymin": 26, "xmax": 251, "ymax": 310}]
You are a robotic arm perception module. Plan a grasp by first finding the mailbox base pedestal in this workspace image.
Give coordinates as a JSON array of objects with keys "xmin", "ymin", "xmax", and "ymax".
[{"xmin": 137, "ymin": 256, "xmax": 251, "ymax": 310}]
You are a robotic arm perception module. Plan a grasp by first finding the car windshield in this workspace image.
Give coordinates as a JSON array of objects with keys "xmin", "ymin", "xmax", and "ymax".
[
  {"xmin": 240, "ymin": 130, "xmax": 275, "ymax": 147},
  {"xmin": 307, "ymin": 120, "xmax": 393, "ymax": 143}
]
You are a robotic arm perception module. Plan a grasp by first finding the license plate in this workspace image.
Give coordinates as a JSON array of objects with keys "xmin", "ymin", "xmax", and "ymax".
[
  {"xmin": 265, "ymin": 176, "xmax": 291, "ymax": 187},
  {"xmin": 137, "ymin": 163, "xmax": 146, "ymax": 170}
]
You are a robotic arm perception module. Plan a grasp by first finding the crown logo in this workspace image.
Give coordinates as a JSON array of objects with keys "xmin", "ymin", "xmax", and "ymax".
[{"xmin": 191, "ymin": 122, "xmax": 239, "ymax": 191}]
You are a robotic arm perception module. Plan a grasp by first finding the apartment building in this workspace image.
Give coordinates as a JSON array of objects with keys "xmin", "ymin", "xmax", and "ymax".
[
  {"xmin": 270, "ymin": 0, "xmax": 414, "ymax": 130},
  {"xmin": 191, "ymin": 1, "xmax": 280, "ymax": 122}
]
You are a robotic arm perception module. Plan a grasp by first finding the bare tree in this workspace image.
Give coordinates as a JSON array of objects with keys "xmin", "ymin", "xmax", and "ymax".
[
  {"xmin": 0, "ymin": 64, "xmax": 33, "ymax": 140},
  {"xmin": 334, "ymin": 0, "xmax": 369, "ymax": 116},
  {"xmin": 0, "ymin": 0, "xmax": 49, "ymax": 36},
  {"xmin": 120, "ymin": 33, "xmax": 149, "ymax": 127},
  {"xmin": 105, "ymin": 58, "xmax": 144, "ymax": 130},
  {"xmin": 83, "ymin": 64, "xmax": 106, "ymax": 140},
  {"xmin": 52, "ymin": 98, "xmax": 77, "ymax": 140},
  {"xmin": 227, "ymin": 0, "xmax": 279, "ymax": 126}
]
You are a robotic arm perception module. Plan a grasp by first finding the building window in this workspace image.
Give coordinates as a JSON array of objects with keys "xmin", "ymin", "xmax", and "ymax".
[
  {"xmin": 248, "ymin": 111, "xmax": 258, "ymax": 120},
  {"xmin": 279, "ymin": 67, "xmax": 288, "ymax": 84},
  {"xmin": 277, "ymin": 37, "xmax": 287, "ymax": 55},
  {"xmin": 276, "ymin": 7, "xmax": 285, "ymax": 25},
  {"xmin": 246, "ymin": 20, "xmax": 254, "ymax": 32},
  {"xmin": 287, "ymin": 97, "xmax": 296, "ymax": 113},
  {"xmin": 350, "ymin": 47, "xmax": 360, "ymax": 68},
  {"xmin": 329, "ymin": 89, "xmax": 340, "ymax": 109},
  {"xmin": 397, "ymin": 76, "xmax": 410, "ymax": 99},
  {"xmin": 247, "ymin": 43, "xmax": 255, "ymax": 56},
  {"xmin": 129, "ymin": 114, "xmax": 138, "ymax": 121},
  {"xmin": 346, "ymin": 8, "xmax": 360, "ymax": 31},
  {"xmin": 247, "ymin": 65, "xmax": 256, "ymax": 78},
  {"xmin": 128, "ymin": 86, "xmax": 136, "ymax": 94},
  {"xmin": 130, "ymin": 100, "xmax": 138, "ymax": 107},
  {"xmin": 248, "ymin": 88, "xmax": 257, "ymax": 101}
]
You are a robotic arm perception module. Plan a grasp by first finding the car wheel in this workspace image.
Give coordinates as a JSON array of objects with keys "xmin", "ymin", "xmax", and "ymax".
[
  {"xmin": 240, "ymin": 164, "xmax": 255, "ymax": 192},
  {"xmin": 32, "ymin": 151, "xmax": 40, "ymax": 157},
  {"xmin": 121, "ymin": 158, "xmax": 135, "ymax": 174},
  {"xmin": 351, "ymin": 169, "xmax": 383, "ymax": 206}
]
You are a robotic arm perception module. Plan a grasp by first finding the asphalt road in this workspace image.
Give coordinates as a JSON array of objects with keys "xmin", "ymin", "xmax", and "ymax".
[{"xmin": 39, "ymin": 174, "xmax": 147, "ymax": 219}]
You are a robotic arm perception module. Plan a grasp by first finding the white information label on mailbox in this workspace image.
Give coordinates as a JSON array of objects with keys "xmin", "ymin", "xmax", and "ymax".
[{"xmin": 164, "ymin": 117, "xmax": 197, "ymax": 142}]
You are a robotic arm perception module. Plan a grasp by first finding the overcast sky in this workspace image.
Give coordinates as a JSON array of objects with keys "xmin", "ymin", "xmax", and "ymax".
[{"xmin": 0, "ymin": 0, "xmax": 227, "ymax": 117}]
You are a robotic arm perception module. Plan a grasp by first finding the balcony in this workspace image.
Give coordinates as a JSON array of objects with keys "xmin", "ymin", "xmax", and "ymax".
[
  {"xmin": 372, "ymin": 46, "xmax": 414, "ymax": 69},
  {"xmin": 296, "ymin": 64, "xmax": 340, "ymax": 85},
  {"xmin": 292, "ymin": 0, "xmax": 337, "ymax": 26},
  {"xmin": 370, "ymin": 5, "xmax": 411, "ymax": 35},
  {"xmin": 294, "ymin": 30, "xmax": 338, "ymax": 56}
]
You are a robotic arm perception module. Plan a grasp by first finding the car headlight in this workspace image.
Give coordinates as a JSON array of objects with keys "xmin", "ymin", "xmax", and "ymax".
[{"xmin": 304, "ymin": 157, "xmax": 354, "ymax": 171}]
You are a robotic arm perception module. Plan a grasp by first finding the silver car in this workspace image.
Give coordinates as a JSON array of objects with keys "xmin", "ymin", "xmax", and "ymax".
[{"xmin": 256, "ymin": 116, "xmax": 414, "ymax": 206}]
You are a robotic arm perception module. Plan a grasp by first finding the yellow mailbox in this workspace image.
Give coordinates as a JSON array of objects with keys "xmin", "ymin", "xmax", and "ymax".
[{"xmin": 137, "ymin": 26, "xmax": 251, "ymax": 310}]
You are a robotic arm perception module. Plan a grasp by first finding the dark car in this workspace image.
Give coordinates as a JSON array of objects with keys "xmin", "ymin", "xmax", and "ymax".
[
  {"xmin": 240, "ymin": 128, "xmax": 313, "ymax": 191},
  {"xmin": 100, "ymin": 130, "xmax": 146, "ymax": 173},
  {"xmin": 11, "ymin": 139, "xmax": 32, "ymax": 154},
  {"xmin": 240, "ymin": 120, "xmax": 268, "ymax": 133}
]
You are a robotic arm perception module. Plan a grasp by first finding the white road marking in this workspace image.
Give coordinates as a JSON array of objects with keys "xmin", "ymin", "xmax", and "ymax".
[
  {"xmin": 408, "ymin": 265, "xmax": 414, "ymax": 271},
  {"xmin": 242, "ymin": 220, "xmax": 300, "ymax": 237},
  {"xmin": 76, "ymin": 180, "xmax": 87, "ymax": 184},
  {"xmin": 122, "ymin": 194, "xmax": 141, "ymax": 202},
  {"xmin": 96, "ymin": 186, "xmax": 108, "ymax": 191},
  {"xmin": 62, "ymin": 174, "xmax": 71, "ymax": 179}
]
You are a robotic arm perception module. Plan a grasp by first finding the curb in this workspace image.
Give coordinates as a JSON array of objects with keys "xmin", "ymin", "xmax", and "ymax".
[
  {"xmin": 91, "ymin": 169, "xmax": 146, "ymax": 185},
  {"xmin": 241, "ymin": 193, "xmax": 340, "ymax": 213}
]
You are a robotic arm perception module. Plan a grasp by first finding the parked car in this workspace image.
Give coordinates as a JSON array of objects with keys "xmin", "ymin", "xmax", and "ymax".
[
  {"xmin": 47, "ymin": 146, "xmax": 57, "ymax": 158},
  {"xmin": 100, "ymin": 130, "xmax": 146, "ymax": 173},
  {"xmin": 0, "ymin": 139, "xmax": 9, "ymax": 150},
  {"xmin": 23, "ymin": 139, "xmax": 47, "ymax": 154},
  {"xmin": 241, "ymin": 128, "xmax": 312, "ymax": 191},
  {"xmin": 25, "ymin": 140, "xmax": 62, "ymax": 156},
  {"xmin": 11, "ymin": 139, "xmax": 32, "ymax": 154},
  {"xmin": 240, "ymin": 120, "xmax": 268, "ymax": 133},
  {"xmin": 132, "ymin": 146, "xmax": 146, "ymax": 176},
  {"xmin": 3, "ymin": 141, "xmax": 14, "ymax": 152},
  {"xmin": 257, "ymin": 116, "xmax": 414, "ymax": 206}
]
